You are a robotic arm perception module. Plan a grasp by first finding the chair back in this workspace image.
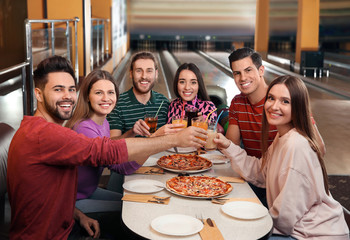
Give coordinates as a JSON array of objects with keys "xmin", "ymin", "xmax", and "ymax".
[
  {"xmin": 0, "ymin": 123, "xmax": 15, "ymax": 238},
  {"xmin": 0, "ymin": 123, "xmax": 16, "ymax": 196}
]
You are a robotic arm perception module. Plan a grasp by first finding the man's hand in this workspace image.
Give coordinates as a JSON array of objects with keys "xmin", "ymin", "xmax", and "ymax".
[
  {"xmin": 151, "ymin": 124, "xmax": 184, "ymax": 137},
  {"xmin": 74, "ymin": 208, "xmax": 100, "ymax": 238},
  {"xmin": 132, "ymin": 119, "xmax": 151, "ymax": 137},
  {"xmin": 174, "ymin": 126, "xmax": 207, "ymax": 148},
  {"xmin": 214, "ymin": 133, "xmax": 231, "ymax": 150}
]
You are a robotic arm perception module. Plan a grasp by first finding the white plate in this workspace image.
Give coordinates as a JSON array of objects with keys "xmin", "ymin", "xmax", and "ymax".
[
  {"xmin": 167, "ymin": 147, "xmax": 197, "ymax": 153},
  {"xmin": 221, "ymin": 201, "xmax": 269, "ymax": 220},
  {"xmin": 123, "ymin": 179, "xmax": 164, "ymax": 193},
  {"xmin": 151, "ymin": 214, "xmax": 203, "ymax": 236},
  {"xmin": 199, "ymin": 153, "xmax": 229, "ymax": 164}
]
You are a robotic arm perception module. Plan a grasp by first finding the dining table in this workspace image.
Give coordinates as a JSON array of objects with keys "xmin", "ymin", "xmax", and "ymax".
[{"xmin": 121, "ymin": 149, "xmax": 273, "ymax": 240}]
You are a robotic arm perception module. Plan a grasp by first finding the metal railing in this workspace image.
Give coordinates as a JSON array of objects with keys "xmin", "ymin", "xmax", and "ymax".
[
  {"xmin": 25, "ymin": 17, "xmax": 80, "ymax": 115},
  {"xmin": 0, "ymin": 62, "xmax": 30, "ymax": 115},
  {"xmin": 91, "ymin": 18, "xmax": 110, "ymax": 71}
]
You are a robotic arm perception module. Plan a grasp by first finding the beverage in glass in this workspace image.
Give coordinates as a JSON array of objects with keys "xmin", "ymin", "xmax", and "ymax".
[
  {"xmin": 191, "ymin": 116, "xmax": 208, "ymax": 141},
  {"xmin": 144, "ymin": 114, "xmax": 158, "ymax": 134},
  {"xmin": 172, "ymin": 116, "xmax": 188, "ymax": 129},
  {"xmin": 205, "ymin": 122, "xmax": 217, "ymax": 150},
  {"xmin": 185, "ymin": 106, "xmax": 198, "ymax": 127}
]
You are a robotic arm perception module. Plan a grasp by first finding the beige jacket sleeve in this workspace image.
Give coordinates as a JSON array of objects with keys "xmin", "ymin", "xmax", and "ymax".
[{"xmin": 221, "ymin": 142, "xmax": 266, "ymax": 188}]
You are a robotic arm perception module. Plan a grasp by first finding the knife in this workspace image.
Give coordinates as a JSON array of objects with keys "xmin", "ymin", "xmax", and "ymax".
[{"xmin": 206, "ymin": 218, "xmax": 214, "ymax": 227}]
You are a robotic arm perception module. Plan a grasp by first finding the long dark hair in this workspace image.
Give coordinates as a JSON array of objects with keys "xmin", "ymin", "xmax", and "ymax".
[
  {"xmin": 65, "ymin": 69, "xmax": 118, "ymax": 129},
  {"xmin": 173, "ymin": 63, "xmax": 210, "ymax": 101},
  {"xmin": 261, "ymin": 75, "xmax": 329, "ymax": 194}
]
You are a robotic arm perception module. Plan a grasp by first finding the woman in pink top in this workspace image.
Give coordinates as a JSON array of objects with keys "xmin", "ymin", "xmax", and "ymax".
[
  {"xmin": 153, "ymin": 63, "xmax": 222, "ymax": 136},
  {"xmin": 166, "ymin": 63, "xmax": 217, "ymax": 124},
  {"xmin": 215, "ymin": 75, "xmax": 348, "ymax": 239}
]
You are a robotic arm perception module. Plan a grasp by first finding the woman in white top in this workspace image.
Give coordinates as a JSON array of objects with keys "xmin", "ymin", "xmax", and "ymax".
[{"xmin": 215, "ymin": 75, "xmax": 349, "ymax": 240}]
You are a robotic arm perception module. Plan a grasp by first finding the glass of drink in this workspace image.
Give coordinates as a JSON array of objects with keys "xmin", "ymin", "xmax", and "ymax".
[
  {"xmin": 144, "ymin": 114, "xmax": 158, "ymax": 134},
  {"xmin": 185, "ymin": 106, "xmax": 199, "ymax": 127},
  {"xmin": 172, "ymin": 116, "xmax": 188, "ymax": 129},
  {"xmin": 205, "ymin": 121, "xmax": 217, "ymax": 150},
  {"xmin": 191, "ymin": 116, "xmax": 208, "ymax": 141}
]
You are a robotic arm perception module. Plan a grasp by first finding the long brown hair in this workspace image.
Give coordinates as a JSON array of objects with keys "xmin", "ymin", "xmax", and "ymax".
[
  {"xmin": 65, "ymin": 69, "xmax": 118, "ymax": 129},
  {"xmin": 261, "ymin": 75, "xmax": 329, "ymax": 194}
]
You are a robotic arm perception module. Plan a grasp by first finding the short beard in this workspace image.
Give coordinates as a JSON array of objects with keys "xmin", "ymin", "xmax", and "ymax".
[
  {"xmin": 43, "ymin": 95, "xmax": 75, "ymax": 121},
  {"xmin": 132, "ymin": 77, "xmax": 155, "ymax": 94}
]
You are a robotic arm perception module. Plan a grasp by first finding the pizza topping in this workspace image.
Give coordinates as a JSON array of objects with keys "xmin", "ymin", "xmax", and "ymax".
[
  {"xmin": 166, "ymin": 176, "xmax": 233, "ymax": 198},
  {"xmin": 157, "ymin": 154, "xmax": 212, "ymax": 171}
]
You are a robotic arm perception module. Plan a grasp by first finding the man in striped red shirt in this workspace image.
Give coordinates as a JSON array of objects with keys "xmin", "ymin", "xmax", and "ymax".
[
  {"xmin": 226, "ymin": 47, "xmax": 325, "ymax": 207},
  {"xmin": 226, "ymin": 48, "xmax": 273, "ymax": 206},
  {"xmin": 226, "ymin": 48, "xmax": 277, "ymax": 159}
]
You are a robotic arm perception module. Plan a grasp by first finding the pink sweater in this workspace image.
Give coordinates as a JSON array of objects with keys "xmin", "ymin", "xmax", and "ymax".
[{"xmin": 222, "ymin": 128, "xmax": 349, "ymax": 239}]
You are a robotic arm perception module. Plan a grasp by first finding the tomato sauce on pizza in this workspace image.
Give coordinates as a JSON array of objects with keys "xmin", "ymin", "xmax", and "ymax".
[
  {"xmin": 157, "ymin": 154, "xmax": 212, "ymax": 171},
  {"xmin": 166, "ymin": 176, "xmax": 232, "ymax": 198}
]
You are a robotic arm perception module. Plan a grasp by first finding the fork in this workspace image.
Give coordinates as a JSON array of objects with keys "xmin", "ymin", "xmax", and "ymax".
[
  {"xmin": 148, "ymin": 199, "xmax": 165, "ymax": 204},
  {"xmin": 196, "ymin": 214, "xmax": 204, "ymax": 224},
  {"xmin": 145, "ymin": 169, "xmax": 164, "ymax": 174},
  {"xmin": 211, "ymin": 198, "xmax": 229, "ymax": 205},
  {"xmin": 153, "ymin": 196, "xmax": 171, "ymax": 201}
]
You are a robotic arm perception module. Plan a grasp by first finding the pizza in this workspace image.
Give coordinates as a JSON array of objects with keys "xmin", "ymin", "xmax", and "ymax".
[
  {"xmin": 157, "ymin": 154, "xmax": 212, "ymax": 171},
  {"xmin": 166, "ymin": 176, "xmax": 232, "ymax": 198}
]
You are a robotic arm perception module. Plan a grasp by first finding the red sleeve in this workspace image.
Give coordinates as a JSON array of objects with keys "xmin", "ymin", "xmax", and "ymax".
[
  {"xmin": 228, "ymin": 98, "xmax": 239, "ymax": 125},
  {"xmin": 38, "ymin": 122, "xmax": 128, "ymax": 167}
]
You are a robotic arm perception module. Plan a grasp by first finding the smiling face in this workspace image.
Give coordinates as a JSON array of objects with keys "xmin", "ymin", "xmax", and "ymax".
[
  {"xmin": 264, "ymin": 83, "xmax": 293, "ymax": 136},
  {"xmin": 89, "ymin": 79, "xmax": 117, "ymax": 121},
  {"xmin": 177, "ymin": 69, "xmax": 199, "ymax": 102},
  {"xmin": 131, "ymin": 58, "xmax": 158, "ymax": 95},
  {"xmin": 38, "ymin": 72, "xmax": 77, "ymax": 124},
  {"xmin": 231, "ymin": 56, "xmax": 266, "ymax": 102}
]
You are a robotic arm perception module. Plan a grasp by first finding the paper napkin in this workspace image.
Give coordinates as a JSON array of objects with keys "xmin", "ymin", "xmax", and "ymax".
[
  {"xmin": 217, "ymin": 176, "xmax": 245, "ymax": 183},
  {"xmin": 134, "ymin": 166, "xmax": 164, "ymax": 175},
  {"xmin": 199, "ymin": 218, "xmax": 224, "ymax": 240},
  {"xmin": 212, "ymin": 197, "xmax": 261, "ymax": 205}
]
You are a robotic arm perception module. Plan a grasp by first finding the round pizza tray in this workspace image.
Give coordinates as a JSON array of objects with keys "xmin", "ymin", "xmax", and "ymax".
[
  {"xmin": 158, "ymin": 165, "xmax": 212, "ymax": 174},
  {"xmin": 164, "ymin": 176, "xmax": 233, "ymax": 199},
  {"xmin": 165, "ymin": 185, "xmax": 231, "ymax": 199},
  {"xmin": 157, "ymin": 154, "xmax": 212, "ymax": 174}
]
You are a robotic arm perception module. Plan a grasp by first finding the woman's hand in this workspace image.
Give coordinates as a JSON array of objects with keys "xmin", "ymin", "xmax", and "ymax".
[{"xmin": 213, "ymin": 133, "xmax": 231, "ymax": 150}]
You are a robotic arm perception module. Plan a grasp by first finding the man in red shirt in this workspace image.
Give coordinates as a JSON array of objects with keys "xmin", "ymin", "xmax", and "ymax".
[
  {"xmin": 226, "ymin": 47, "xmax": 276, "ymax": 159},
  {"xmin": 7, "ymin": 55, "xmax": 207, "ymax": 239},
  {"xmin": 226, "ymin": 47, "xmax": 325, "ymax": 206}
]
